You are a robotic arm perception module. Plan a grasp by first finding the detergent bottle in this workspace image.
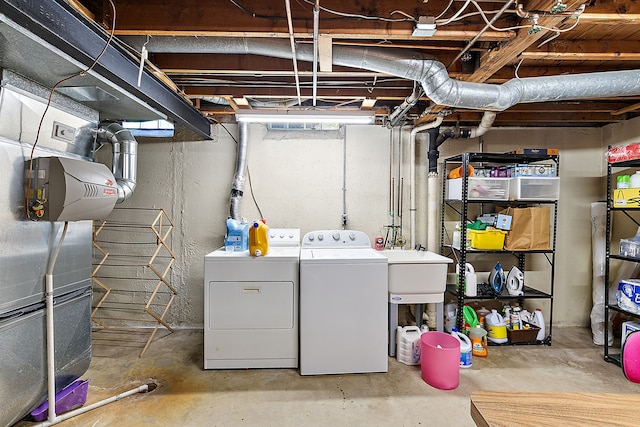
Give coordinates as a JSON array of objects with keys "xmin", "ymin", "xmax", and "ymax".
[
  {"xmin": 485, "ymin": 309, "xmax": 508, "ymax": 344},
  {"xmin": 225, "ymin": 217, "xmax": 249, "ymax": 252},
  {"xmin": 249, "ymin": 220, "xmax": 269, "ymax": 257},
  {"xmin": 451, "ymin": 328, "xmax": 472, "ymax": 368},
  {"xmin": 396, "ymin": 326, "xmax": 422, "ymax": 365},
  {"xmin": 530, "ymin": 308, "xmax": 546, "ymax": 341},
  {"xmin": 469, "ymin": 326, "xmax": 488, "ymax": 357}
]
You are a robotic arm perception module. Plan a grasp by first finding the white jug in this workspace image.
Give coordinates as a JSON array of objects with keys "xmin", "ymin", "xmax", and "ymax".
[{"xmin": 456, "ymin": 263, "xmax": 477, "ymax": 297}]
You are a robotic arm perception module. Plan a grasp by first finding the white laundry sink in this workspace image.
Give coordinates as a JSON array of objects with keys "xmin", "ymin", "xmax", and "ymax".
[{"xmin": 382, "ymin": 250, "xmax": 453, "ymax": 294}]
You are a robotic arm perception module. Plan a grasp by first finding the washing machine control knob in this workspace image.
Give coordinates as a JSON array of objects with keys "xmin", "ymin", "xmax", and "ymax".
[
  {"xmin": 332, "ymin": 232, "xmax": 340, "ymax": 241},
  {"xmin": 317, "ymin": 233, "xmax": 324, "ymax": 241},
  {"xmin": 308, "ymin": 234, "xmax": 315, "ymax": 241},
  {"xmin": 348, "ymin": 232, "xmax": 356, "ymax": 241},
  {"xmin": 279, "ymin": 233, "xmax": 285, "ymax": 239}
]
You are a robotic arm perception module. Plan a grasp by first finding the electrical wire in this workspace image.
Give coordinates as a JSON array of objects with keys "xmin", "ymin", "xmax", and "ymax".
[
  {"xmin": 300, "ymin": 0, "xmax": 414, "ymax": 22},
  {"xmin": 25, "ymin": 0, "xmax": 117, "ymax": 221}
]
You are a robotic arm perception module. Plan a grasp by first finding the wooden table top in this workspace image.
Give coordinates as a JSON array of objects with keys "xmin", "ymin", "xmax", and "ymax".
[{"xmin": 470, "ymin": 390, "xmax": 640, "ymax": 427}]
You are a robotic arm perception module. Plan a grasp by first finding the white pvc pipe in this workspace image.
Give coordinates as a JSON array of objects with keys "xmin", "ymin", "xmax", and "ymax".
[
  {"xmin": 409, "ymin": 116, "xmax": 443, "ymax": 249},
  {"xmin": 37, "ymin": 384, "xmax": 150, "ymax": 426},
  {"xmin": 45, "ymin": 273, "xmax": 56, "ymax": 422}
]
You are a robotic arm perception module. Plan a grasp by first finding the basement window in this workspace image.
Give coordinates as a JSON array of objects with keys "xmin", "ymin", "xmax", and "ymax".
[
  {"xmin": 122, "ymin": 119, "xmax": 175, "ymax": 137},
  {"xmin": 268, "ymin": 122, "xmax": 340, "ymax": 131}
]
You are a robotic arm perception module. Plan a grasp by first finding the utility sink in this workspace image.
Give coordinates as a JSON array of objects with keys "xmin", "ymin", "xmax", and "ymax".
[{"xmin": 382, "ymin": 250, "xmax": 453, "ymax": 294}]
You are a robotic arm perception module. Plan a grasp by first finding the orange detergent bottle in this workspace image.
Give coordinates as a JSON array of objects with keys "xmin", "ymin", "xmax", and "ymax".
[{"xmin": 249, "ymin": 219, "xmax": 269, "ymax": 257}]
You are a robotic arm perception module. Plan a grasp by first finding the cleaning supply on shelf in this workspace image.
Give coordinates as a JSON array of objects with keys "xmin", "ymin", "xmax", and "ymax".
[
  {"xmin": 485, "ymin": 309, "xmax": 508, "ymax": 344},
  {"xmin": 631, "ymin": 171, "xmax": 640, "ymax": 188},
  {"xmin": 249, "ymin": 219, "xmax": 269, "ymax": 256},
  {"xmin": 476, "ymin": 307, "xmax": 490, "ymax": 329},
  {"xmin": 396, "ymin": 326, "xmax": 423, "ymax": 365},
  {"xmin": 456, "ymin": 263, "xmax": 477, "ymax": 297},
  {"xmin": 225, "ymin": 217, "xmax": 249, "ymax": 252},
  {"xmin": 451, "ymin": 328, "xmax": 472, "ymax": 368},
  {"xmin": 530, "ymin": 308, "xmax": 546, "ymax": 341},
  {"xmin": 503, "ymin": 305, "xmax": 511, "ymax": 325},
  {"xmin": 510, "ymin": 306, "xmax": 523, "ymax": 330},
  {"xmin": 469, "ymin": 326, "xmax": 488, "ymax": 357},
  {"xmin": 618, "ymin": 175, "xmax": 631, "ymax": 189}
]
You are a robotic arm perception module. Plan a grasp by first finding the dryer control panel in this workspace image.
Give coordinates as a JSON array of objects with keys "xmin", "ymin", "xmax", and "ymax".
[{"xmin": 302, "ymin": 230, "xmax": 371, "ymax": 248}]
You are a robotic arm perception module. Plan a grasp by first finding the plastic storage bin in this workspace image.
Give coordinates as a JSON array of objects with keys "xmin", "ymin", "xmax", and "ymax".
[
  {"xmin": 510, "ymin": 177, "xmax": 559, "ymax": 200},
  {"xmin": 446, "ymin": 177, "xmax": 510, "ymax": 200},
  {"xmin": 469, "ymin": 229, "xmax": 507, "ymax": 250},
  {"xmin": 420, "ymin": 331, "xmax": 460, "ymax": 390}
]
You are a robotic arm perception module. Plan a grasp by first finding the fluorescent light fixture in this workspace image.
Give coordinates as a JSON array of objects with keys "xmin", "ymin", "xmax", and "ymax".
[
  {"xmin": 412, "ymin": 16, "xmax": 436, "ymax": 37},
  {"xmin": 235, "ymin": 109, "xmax": 375, "ymax": 124}
]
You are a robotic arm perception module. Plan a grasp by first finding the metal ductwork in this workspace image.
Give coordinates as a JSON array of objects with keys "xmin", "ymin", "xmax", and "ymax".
[
  {"xmin": 96, "ymin": 122, "xmax": 138, "ymax": 203},
  {"xmin": 0, "ymin": 1, "xmax": 212, "ymax": 139},
  {"xmin": 122, "ymin": 36, "xmax": 640, "ymax": 112},
  {"xmin": 230, "ymin": 122, "xmax": 249, "ymax": 219}
]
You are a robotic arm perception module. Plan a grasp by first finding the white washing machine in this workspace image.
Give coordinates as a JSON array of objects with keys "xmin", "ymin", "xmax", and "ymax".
[
  {"xmin": 204, "ymin": 228, "xmax": 300, "ymax": 369},
  {"xmin": 299, "ymin": 230, "xmax": 388, "ymax": 375}
]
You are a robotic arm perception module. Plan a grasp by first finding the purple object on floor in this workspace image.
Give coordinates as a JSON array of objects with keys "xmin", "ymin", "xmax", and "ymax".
[{"xmin": 30, "ymin": 379, "xmax": 89, "ymax": 422}]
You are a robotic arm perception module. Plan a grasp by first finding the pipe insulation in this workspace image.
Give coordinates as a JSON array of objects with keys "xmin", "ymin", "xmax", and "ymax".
[
  {"xmin": 96, "ymin": 122, "xmax": 138, "ymax": 203},
  {"xmin": 124, "ymin": 36, "xmax": 640, "ymax": 110},
  {"xmin": 230, "ymin": 121, "xmax": 249, "ymax": 219}
]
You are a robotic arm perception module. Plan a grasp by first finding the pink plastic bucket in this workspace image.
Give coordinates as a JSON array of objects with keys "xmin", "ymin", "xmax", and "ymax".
[{"xmin": 420, "ymin": 331, "xmax": 460, "ymax": 390}]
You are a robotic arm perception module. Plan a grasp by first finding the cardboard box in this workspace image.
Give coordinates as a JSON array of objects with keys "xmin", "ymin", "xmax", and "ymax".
[{"xmin": 613, "ymin": 188, "xmax": 640, "ymax": 208}]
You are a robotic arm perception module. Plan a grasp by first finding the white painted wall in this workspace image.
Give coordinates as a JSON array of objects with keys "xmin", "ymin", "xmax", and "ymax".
[{"xmin": 103, "ymin": 117, "xmax": 640, "ymax": 328}]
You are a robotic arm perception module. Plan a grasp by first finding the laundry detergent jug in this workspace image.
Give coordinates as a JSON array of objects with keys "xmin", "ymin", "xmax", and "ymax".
[
  {"xmin": 396, "ymin": 326, "xmax": 423, "ymax": 365},
  {"xmin": 225, "ymin": 217, "xmax": 249, "ymax": 252},
  {"xmin": 485, "ymin": 309, "xmax": 508, "ymax": 344},
  {"xmin": 249, "ymin": 220, "xmax": 269, "ymax": 257}
]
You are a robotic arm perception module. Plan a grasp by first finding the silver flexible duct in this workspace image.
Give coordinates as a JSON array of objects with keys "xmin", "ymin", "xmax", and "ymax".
[
  {"xmin": 230, "ymin": 121, "xmax": 249, "ymax": 219},
  {"xmin": 123, "ymin": 36, "xmax": 640, "ymax": 111},
  {"xmin": 96, "ymin": 122, "xmax": 137, "ymax": 203}
]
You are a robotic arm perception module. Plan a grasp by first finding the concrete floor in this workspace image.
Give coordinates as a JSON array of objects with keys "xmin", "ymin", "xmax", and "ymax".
[{"xmin": 15, "ymin": 327, "xmax": 639, "ymax": 427}]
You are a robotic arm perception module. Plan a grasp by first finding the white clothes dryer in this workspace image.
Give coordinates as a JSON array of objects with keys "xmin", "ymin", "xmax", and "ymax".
[
  {"xmin": 299, "ymin": 230, "xmax": 388, "ymax": 375},
  {"xmin": 204, "ymin": 228, "xmax": 300, "ymax": 369}
]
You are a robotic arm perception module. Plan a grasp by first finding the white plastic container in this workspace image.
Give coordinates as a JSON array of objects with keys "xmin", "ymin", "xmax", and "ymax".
[
  {"xmin": 456, "ymin": 263, "xmax": 477, "ymax": 297},
  {"xmin": 486, "ymin": 309, "xmax": 508, "ymax": 344},
  {"xmin": 451, "ymin": 328, "xmax": 472, "ymax": 368},
  {"xmin": 530, "ymin": 308, "xmax": 546, "ymax": 341},
  {"xmin": 631, "ymin": 171, "xmax": 640, "ymax": 189},
  {"xmin": 444, "ymin": 303, "xmax": 457, "ymax": 333},
  {"xmin": 396, "ymin": 326, "xmax": 422, "ymax": 365}
]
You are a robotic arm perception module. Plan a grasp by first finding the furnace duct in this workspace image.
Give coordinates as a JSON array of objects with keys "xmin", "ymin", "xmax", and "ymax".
[
  {"xmin": 96, "ymin": 122, "xmax": 138, "ymax": 203},
  {"xmin": 124, "ymin": 36, "xmax": 640, "ymax": 111},
  {"xmin": 230, "ymin": 121, "xmax": 249, "ymax": 220}
]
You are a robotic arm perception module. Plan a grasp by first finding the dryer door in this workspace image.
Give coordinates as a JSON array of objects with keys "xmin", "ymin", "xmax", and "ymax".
[{"xmin": 208, "ymin": 281, "xmax": 294, "ymax": 330}]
